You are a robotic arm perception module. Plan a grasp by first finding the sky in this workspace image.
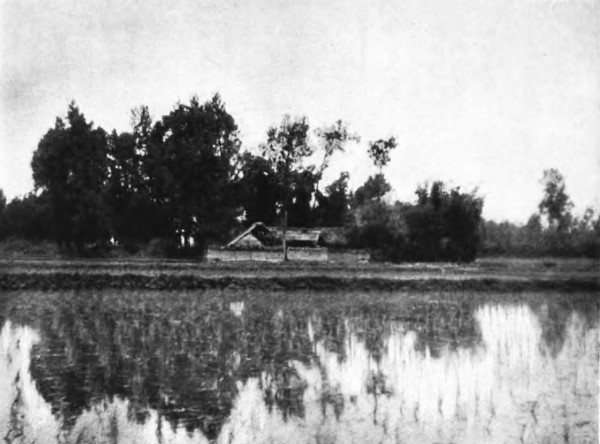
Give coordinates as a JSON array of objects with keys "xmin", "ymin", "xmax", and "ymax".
[{"xmin": 1, "ymin": 0, "xmax": 599, "ymax": 223}]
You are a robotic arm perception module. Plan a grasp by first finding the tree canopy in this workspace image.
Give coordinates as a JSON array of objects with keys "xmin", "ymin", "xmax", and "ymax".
[
  {"xmin": 146, "ymin": 94, "xmax": 241, "ymax": 250},
  {"xmin": 260, "ymin": 115, "xmax": 312, "ymax": 259},
  {"xmin": 539, "ymin": 168, "xmax": 573, "ymax": 233},
  {"xmin": 16, "ymin": 95, "xmax": 589, "ymax": 263},
  {"xmin": 31, "ymin": 103, "xmax": 110, "ymax": 251}
]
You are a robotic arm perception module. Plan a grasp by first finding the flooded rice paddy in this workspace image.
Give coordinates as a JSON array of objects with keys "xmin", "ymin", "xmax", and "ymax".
[{"xmin": 0, "ymin": 290, "xmax": 597, "ymax": 443}]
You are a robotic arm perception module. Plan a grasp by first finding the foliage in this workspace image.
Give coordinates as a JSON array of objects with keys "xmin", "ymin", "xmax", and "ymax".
[
  {"xmin": 261, "ymin": 115, "xmax": 312, "ymax": 258},
  {"xmin": 481, "ymin": 169, "xmax": 599, "ymax": 259},
  {"xmin": 314, "ymin": 172, "xmax": 352, "ymax": 227},
  {"xmin": 262, "ymin": 115, "xmax": 312, "ymax": 169},
  {"xmin": 348, "ymin": 182, "xmax": 483, "ymax": 262},
  {"xmin": 0, "ymin": 189, "xmax": 5, "ymax": 238},
  {"xmin": 539, "ymin": 169, "xmax": 573, "ymax": 233},
  {"xmin": 287, "ymin": 168, "xmax": 319, "ymax": 227},
  {"xmin": 367, "ymin": 137, "xmax": 397, "ymax": 172},
  {"xmin": 0, "ymin": 193, "xmax": 52, "ymax": 241},
  {"xmin": 237, "ymin": 152, "xmax": 281, "ymax": 225},
  {"xmin": 347, "ymin": 200, "xmax": 408, "ymax": 262},
  {"xmin": 31, "ymin": 103, "xmax": 110, "ymax": 251},
  {"xmin": 353, "ymin": 173, "xmax": 392, "ymax": 206},
  {"xmin": 13, "ymin": 96, "xmax": 598, "ymax": 262},
  {"xmin": 401, "ymin": 183, "xmax": 483, "ymax": 262},
  {"xmin": 146, "ymin": 94, "xmax": 241, "ymax": 250},
  {"xmin": 314, "ymin": 121, "xmax": 359, "ymax": 190},
  {"xmin": 0, "ymin": 238, "xmax": 58, "ymax": 257},
  {"xmin": 106, "ymin": 123, "xmax": 165, "ymax": 252},
  {"xmin": 481, "ymin": 209, "xmax": 600, "ymax": 258}
]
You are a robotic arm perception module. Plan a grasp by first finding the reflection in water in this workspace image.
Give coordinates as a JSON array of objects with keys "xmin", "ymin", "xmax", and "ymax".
[
  {"xmin": 0, "ymin": 322, "xmax": 59, "ymax": 443},
  {"xmin": 289, "ymin": 304, "xmax": 598, "ymax": 444},
  {"xmin": 0, "ymin": 292, "xmax": 597, "ymax": 443}
]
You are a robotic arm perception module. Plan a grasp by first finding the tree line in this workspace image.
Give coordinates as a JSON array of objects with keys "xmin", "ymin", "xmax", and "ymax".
[
  {"xmin": 481, "ymin": 169, "xmax": 600, "ymax": 258},
  {"xmin": 1, "ymin": 94, "xmax": 593, "ymax": 261}
]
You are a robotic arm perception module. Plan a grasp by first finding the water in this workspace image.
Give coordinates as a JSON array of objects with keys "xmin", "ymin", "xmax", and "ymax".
[{"xmin": 0, "ymin": 290, "xmax": 597, "ymax": 443}]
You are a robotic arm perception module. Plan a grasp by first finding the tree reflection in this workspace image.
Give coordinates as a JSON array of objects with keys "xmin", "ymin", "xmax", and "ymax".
[{"xmin": 1, "ymin": 290, "xmax": 597, "ymax": 442}]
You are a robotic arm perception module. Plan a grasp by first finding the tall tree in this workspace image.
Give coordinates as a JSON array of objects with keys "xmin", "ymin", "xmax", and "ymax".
[
  {"xmin": 261, "ymin": 115, "xmax": 312, "ymax": 260},
  {"xmin": 368, "ymin": 137, "xmax": 397, "ymax": 173},
  {"xmin": 353, "ymin": 174, "xmax": 392, "ymax": 206},
  {"xmin": 288, "ymin": 168, "xmax": 319, "ymax": 227},
  {"xmin": 238, "ymin": 152, "xmax": 281, "ymax": 225},
  {"xmin": 353, "ymin": 136, "xmax": 397, "ymax": 207},
  {"xmin": 538, "ymin": 168, "xmax": 573, "ymax": 233},
  {"xmin": 0, "ymin": 193, "xmax": 52, "ymax": 241},
  {"xmin": 31, "ymin": 103, "xmax": 109, "ymax": 251},
  {"xmin": 315, "ymin": 172, "xmax": 351, "ymax": 226},
  {"xmin": 106, "ymin": 128, "xmax": 164, "ymax": 250},
  {"xmin": 131, "ymin": 105, "xmax": 153, "ymax": 154},
  {"xmin": 146, "ymin": 94, "xmax": 241, "ymax": 251},
  {"xmin": 314, "ymin": 121, "xmax": 359, "ymax": 193},
  {"xmin": 0, "ymin": 189, "xmax": 5, "ymax": 238}
]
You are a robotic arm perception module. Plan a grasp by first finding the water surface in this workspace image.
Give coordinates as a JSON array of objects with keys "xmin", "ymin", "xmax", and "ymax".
[{"xmin": 0, "ymin": 290, "xmax": 597, "ymax": 443}]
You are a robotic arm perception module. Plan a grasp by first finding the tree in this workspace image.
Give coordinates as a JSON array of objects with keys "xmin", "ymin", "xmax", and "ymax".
[
  {"xmin": 443, "ymin": 187, "xmax": 484, "ymax": 261},
  {"xmin": 287, "ymin": 168, "xmax": 319, "ymax": 227},
  {"xmin": 402, "ymin": 182, "xmax": 483, "ymax": 262},
  {"xmin": 538, "ymin": 169, "xmax": 573, "ymax": 233},
  {"xmin": 237, "ymin": 152, "xmax": 281, "ymax": 225},
  {"xmin": 261, "ymin": 115, "xmax": 312, "ymax": 260},
  {"xmin": 368, "ymin": 137, "xmax": 397, "ymax": 173},
  {"xmin": 145, "ymin": 94, "xmax": 241, "ymax": 252},
  {"xmin": 314, "ymin": 121, "xmax": 359, "ymax": 194},
  {"xmin": 315, "ymin": 172, "xmax": 351, "ymax": 226},
  {"xmin": 0, "ymin": 193, "xmax": 52, "ymax": 241},
  {"xmin": 131, "ymin": 105, "xmax": 153, "ymax": 154},
  {"xmin": 0, "ymin": 189, "xmax": 4, "ymax": 238},
  {"xmin": 31, "ymin": 103, "xmax": 110, "ymax": 251},
  {"xmin": 106, "ymin": 128, "xmax": 164, "ymax": 251},
  {"xmin": 353, "ymin": 174, "xmax": 392, "ymax": 206},
  {"xmin": 523, "ymin": 213, "xmax": 544, "ymax": 251},
  {"xmin": 352, "ymin": 136, "xmax": 397, "ymax": 208}
]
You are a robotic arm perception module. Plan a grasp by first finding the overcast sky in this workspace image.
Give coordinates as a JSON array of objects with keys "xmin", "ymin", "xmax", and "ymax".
[{"xmin": 1, "ymin": 0, "xmax": 599, "ymax": 222}]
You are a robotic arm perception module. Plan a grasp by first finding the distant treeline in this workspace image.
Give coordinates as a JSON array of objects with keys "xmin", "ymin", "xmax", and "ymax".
[
  {"xmin": 480, "ymin": 169, "xmax": 600, "ymax": 258},
  {"xmin": 481, "ymin": 214, "xmax": 600, "ymax": 258},
  {"xmin": 0, "ymin": 95, "xmax": 597, "ymax": 261}
]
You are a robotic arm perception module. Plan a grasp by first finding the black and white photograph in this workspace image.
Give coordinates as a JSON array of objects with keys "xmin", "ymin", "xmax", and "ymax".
[{"xmin": 0, "ymin": 0, "xmax": 599, "ymax": 442}]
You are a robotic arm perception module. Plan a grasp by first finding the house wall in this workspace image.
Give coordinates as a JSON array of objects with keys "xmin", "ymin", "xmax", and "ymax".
[
  {"xmin": 207, "ymin": 248, "xmax": 369, "ymax": 263},
  {"xmin": 206, "ymin": 249, "xmax": 282, "ymax": 262},
  {"xmin": 287, "ymin": 248, "xmax": 328, "ymax": 262},
  {"xmin": 328, "ymin": 250, "xmax": 370, "ymax": 264}
]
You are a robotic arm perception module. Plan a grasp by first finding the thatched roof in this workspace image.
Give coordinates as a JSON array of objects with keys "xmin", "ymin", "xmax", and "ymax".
[
  {"xmin": 226, "ymin": 222, "xmax": 270, "ymax": 248},
  {"xmin": 226, "ymin": 223, "xmax": 331, "ymax": 249}
]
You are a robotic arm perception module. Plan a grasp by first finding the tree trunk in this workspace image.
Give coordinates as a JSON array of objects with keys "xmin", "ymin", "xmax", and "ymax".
[
  {"xmin": 283, "ymin": 166, "xmax": 290, "ymax": 262},
  {"xmin": 283, "ymin": 208, "xmax": 288, "ymax": 261}
]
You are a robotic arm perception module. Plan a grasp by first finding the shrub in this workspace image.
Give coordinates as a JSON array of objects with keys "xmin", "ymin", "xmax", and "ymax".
[{"xmin": 347, "ymin": 182, "xmax": 483, "ymax": 263}]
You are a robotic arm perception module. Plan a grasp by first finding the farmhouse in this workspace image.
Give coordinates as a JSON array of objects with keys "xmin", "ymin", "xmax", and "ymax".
[{"xmin": 207, "ymin": 222, "xmax": 369, "ymax": 263}]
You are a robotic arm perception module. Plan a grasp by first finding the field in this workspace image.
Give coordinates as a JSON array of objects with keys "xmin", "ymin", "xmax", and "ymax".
[
  {"xmin": 1, "ymin": 256, "xmax": 598, "ymax": 443},
  {"xmin": 1, "ymin": 285, "xmax": 598, "ymax": 443},
  {"xmin": 0, "ymin": 256, "xmax": 597, "ymax": 292}
]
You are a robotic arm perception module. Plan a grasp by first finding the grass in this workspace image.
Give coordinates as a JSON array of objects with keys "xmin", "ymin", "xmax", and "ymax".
[
  {"xmin": 0, "ymin": 256, "xmax": 597, "ymax": 292},
  {"xmin": 0, "ymin": 239, "xmax": 596, "ymax": 292}
]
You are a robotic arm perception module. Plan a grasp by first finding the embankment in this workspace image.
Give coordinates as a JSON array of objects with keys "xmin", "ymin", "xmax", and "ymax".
[{"xmin": 0, "ymin": 272, "xmax": 597, "ymax": 292}]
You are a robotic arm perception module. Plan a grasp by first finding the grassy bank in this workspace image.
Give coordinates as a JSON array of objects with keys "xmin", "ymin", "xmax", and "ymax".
[
  {"xmin": 0, "ymin": 257, "xmax": 597, "ymax": 292},
  {"xmin": 0, "ymin": 272, "xmax": 597, "ymax": 292}
]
